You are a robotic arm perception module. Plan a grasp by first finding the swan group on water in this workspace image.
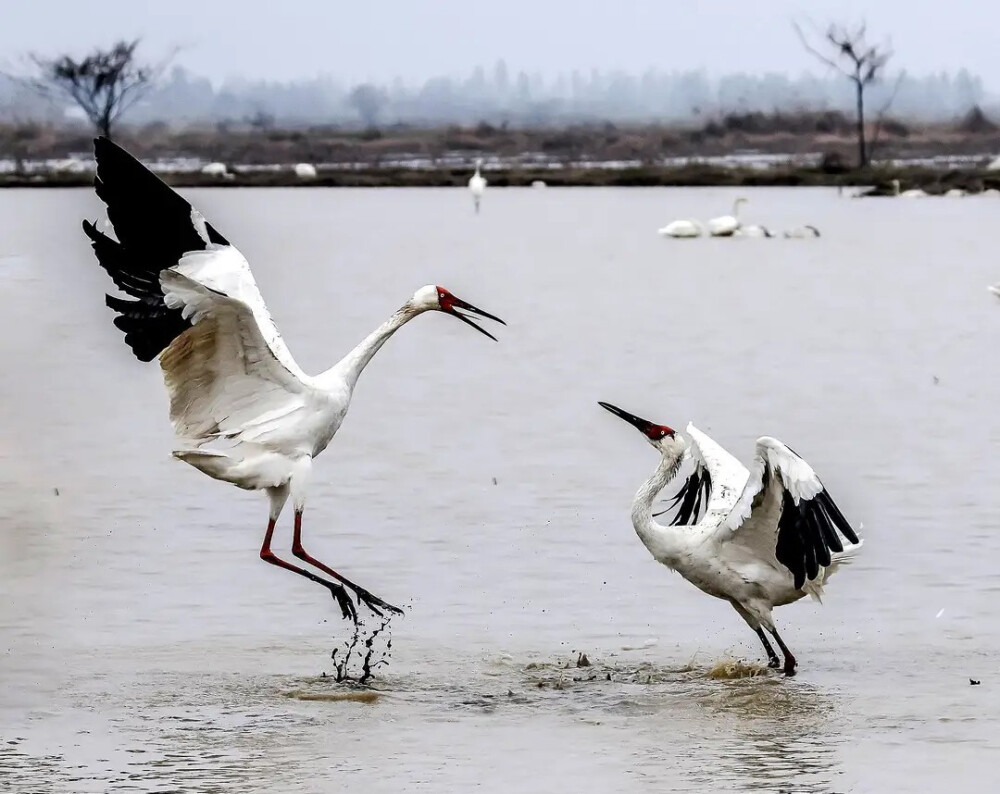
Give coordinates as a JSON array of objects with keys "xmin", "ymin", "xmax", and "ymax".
[{"xmin": 658, "ymin": 197, "xmax": 819, "ymax": 240}]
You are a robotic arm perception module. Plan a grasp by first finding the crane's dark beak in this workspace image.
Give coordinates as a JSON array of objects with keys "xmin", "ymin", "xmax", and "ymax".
[
  {"xmin": 599, "ymin": 401, "xmax": 675, "ymax": 440},
  {"xmin": 440, "ymin": 292, "xmax": 506, "ymax": 341}
]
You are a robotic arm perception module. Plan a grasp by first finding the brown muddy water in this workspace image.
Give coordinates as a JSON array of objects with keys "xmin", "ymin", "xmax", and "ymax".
[{"xmin": 2, "ymin": 186, "xmax": 999, "ymax": 792}]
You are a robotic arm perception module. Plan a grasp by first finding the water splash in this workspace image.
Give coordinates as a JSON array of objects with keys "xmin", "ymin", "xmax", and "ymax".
[{"xmin": 330, "ymin": 615, "xmax": 393, "ymax": 683}]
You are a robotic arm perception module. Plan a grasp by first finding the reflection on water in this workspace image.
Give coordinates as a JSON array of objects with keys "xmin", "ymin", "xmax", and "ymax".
[{"xmin": 3, "ymin": 186, "xmax": 1000, "ymax": 792}]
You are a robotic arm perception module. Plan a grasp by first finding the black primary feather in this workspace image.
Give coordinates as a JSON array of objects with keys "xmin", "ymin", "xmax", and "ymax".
[
  {"xmin": 772, "ymin": 477, "xmax": 860, "ymax": 590},
  {"xmin": 82, "ymin": 137, "xmax": 230, "ymax": 362},
  {"xmin": 654, "ymin": 466, "xmax": 713, "ymax": 526}
]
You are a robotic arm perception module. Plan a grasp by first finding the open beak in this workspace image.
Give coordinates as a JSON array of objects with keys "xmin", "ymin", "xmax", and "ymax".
[{"xmin": 443, "ymin": 294, "xmax": 506, "ymax": 341}]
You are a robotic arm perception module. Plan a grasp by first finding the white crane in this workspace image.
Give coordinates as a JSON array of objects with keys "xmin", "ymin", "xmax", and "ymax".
[
  {"xmin": 598, "ymin": 402, "xmax": 862, "ymax": 676},
  {"xmin": 468, "ymin": 158, "xmax": 487, "ymax": 213},
  {"xmin": 707, "ymin": 197, "xmax": 748, "ymax": 237},
  {"xmin": 658, "ymin": 219, "xmax": 704, "ymax": 238},
  {"xmin": 82, "ymin": 138, "xmax": 505, "ymax": 623}
]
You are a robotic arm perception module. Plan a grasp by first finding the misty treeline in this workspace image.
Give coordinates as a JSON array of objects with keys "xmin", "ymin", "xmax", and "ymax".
[{"xmin": 0, "ymin": 61, "xmax": 986, "ymax": 128}]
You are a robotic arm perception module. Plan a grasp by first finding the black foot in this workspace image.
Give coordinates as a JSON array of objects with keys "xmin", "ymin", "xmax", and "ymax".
[
  {"xmin": 349, "ymin": 585, "xmax": 404, "ymax": 618},
  {"xmin": 767, "ymin": 657, "xmax": 781, "ymax": 669},
  {"xmin": 783, "ymin": 660, "xmax": 797, "ymax": 677},
  {"xmin": 327, "ymin": 583, "xmax": 359, "ymax": 623}
]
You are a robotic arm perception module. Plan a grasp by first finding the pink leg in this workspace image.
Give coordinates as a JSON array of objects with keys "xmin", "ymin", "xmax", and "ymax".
[
  {"xmin": 291, "ymin": 510, "xmax": 403, "ymax": 617},
  {"xmin": 259, "ymin": 517, "xmax": 358, "ymax": 623}
]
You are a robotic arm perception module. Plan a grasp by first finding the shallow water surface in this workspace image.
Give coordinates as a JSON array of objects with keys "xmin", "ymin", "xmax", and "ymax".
[{"xmin": 2, "ymin": 186, "xmax": 999, "ymax": 792}]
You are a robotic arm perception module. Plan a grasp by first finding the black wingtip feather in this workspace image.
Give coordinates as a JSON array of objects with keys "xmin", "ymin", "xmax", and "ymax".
[
  {"xmin": 84, "ymin": 138, "xmax": 230, "ymax": 362},
  {"xmin": 776, "ymin": 485, "xmax": 860, "ymax": 590}
]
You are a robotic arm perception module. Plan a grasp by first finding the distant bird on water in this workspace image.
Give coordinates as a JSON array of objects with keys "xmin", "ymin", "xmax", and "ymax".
[
  {"xmin": 82, "ymin": 138, "xmax": 505, "ymax": 623},
  {"xmin": 468, "ymin": 158, "xmax": 487, "ymax": 213},
  {"xmin": 598, "ymin": 402, "xmax": 862, "ymax": 675},
  {"xmin": 658, "ymin": 219, "xmax": 704, "ymax": 238},
  {"xmin": 707, "ymin": 197, "xmax": 748, "ymax": 237},
  {"xmin": 783, "ymin": 225, "xmax": 821, "ymax": 239}
]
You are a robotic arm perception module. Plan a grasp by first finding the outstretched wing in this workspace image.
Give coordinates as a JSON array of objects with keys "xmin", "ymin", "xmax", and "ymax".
[
  {"xmin": 655, "ymin": 424, "xmax": 749, "ymax": 527},
  {"xmin": 158, "ymin": 271, "xmax": 310, "ymax": 442},
  {"xmin": 717, "ymin": 437, "xmax": 860, "ymax": 590},
  {"xmin": 82, "ymin": 137, "xmax": 304, "ymax": 380}
]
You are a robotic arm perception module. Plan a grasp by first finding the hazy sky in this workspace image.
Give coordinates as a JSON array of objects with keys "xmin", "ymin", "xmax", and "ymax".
[{"xmin": 3, "ymin": 1, "xmax": 995, "ymax": 87}]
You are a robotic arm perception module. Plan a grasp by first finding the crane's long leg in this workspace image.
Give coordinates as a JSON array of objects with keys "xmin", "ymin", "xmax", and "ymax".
[
  {"xmin": 768, "ymin": 627, "xmax": 797, "ymax": 676},
  {"xmin": 260, "ymin": 516, "xmax": 358, "ymax": 623},
  {"xmin": 731, "ymin": 601, "xmax": 780, "ymax": 669},
  {"xmin": 291, "ymin": 510, "xmax": 404, "ymax": 617},
  {"xmin": 755, "ymin": 629, "xmax": 781, "ymax": 669}
]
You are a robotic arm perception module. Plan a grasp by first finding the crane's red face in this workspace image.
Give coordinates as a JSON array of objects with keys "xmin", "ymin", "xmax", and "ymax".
[
  {"xmin": 598, "ymin": 402, "xmax": 675, "ymax": 442},
  {"xmin": 436, "ymin": 286, "xmax": 506, "ymax": 341}
]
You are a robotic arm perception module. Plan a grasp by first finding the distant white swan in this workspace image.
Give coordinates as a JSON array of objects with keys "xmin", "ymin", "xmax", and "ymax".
[
  {"xmin": 983, "ymin": 188, "xmax": 1000, "ymax": 197},
  {"xmin": 293, "ymin": 163, "xmax": 317, "ymax": 179},
  {"xmin": 708, "ymin": 197, "xmax": 748, "ymax": 237},
  {"xmin": 468, "ymin": 158, "xmax": 487, "ymax": 213},
  {"xmin": 735, "ymin": 224, "xmax": 773, "ymax": 238},
  {"xmin": 784, "ymin": 225, "xmax": 821, "ymax": 238},
  {"xmin": 892, "ymin": 179, "xmax": 927, "ymax": 198},
  {"xmin": 658, "ymin": 219, "xmax": 704, "ymax": 238},
  {"xmin": 944, "ymin": 188, "xmax": 966, "ymax": 197},
  {"xmin": 531, "ymin": 180, "xmax": 547, "ymax": 189}
]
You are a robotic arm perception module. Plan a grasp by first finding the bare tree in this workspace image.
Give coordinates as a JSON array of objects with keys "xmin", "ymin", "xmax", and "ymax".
[
  {"xmin": 347, "ymin": 83, "xmax": 386, "ymax": 129},
  {"xmin": 793, "ymin": 21, "xmax": 892, "ymax": 167},
  {"xmin": 19, "ymin": 40, "xmax": 162, "ymax": 139}
]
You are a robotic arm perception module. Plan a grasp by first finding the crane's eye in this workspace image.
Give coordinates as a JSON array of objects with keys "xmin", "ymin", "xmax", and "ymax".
[{"xmin": 660, "ymin": 430, "xmax": 666, "ymax": 437}]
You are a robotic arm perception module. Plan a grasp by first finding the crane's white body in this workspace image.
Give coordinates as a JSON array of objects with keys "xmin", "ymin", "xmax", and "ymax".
[
  {"xmin": 160, "ymin": 242, "xmax": 439, "ymax": 498},
  {"xmin": 634, "ymin": 426, "xmax": 859, "ymax": 616},
  {"xmin": 600, "ymin": 401, "xmax": 862, "ymax": 673},
  {"xmin": 469, "ymin": 159, "xmax": 487, "ymax": 213},
  {"xmin": 707, "ymin": 197, "xmax": 748, "ymax": 237},
  {"xmin": 658, "ymin": 219, "xmax": 703, "ymax": 238}
]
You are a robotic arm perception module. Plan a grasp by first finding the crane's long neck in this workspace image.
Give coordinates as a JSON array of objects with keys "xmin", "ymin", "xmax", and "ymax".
[
  {"xmin": 321, "ymin": 305, "xmax": 420, "ymax": 393},
  {"xmin": 631, "ymin": 446, "xmax": 688, "ymax": 563}
]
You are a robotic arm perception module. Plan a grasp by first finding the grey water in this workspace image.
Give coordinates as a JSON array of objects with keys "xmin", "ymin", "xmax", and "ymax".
[{"xmin": 2, "ymin": 186, "xmax": 999, "ymax": 792}]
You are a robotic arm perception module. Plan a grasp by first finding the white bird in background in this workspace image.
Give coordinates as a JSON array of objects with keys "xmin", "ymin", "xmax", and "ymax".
[
  {"xmin": 200, "ymin": 162, "xmax": 229, "ymax": 178},
  {"xmin": 707, "ymin": 197, "xmax": 748, "ymax": 237},
  {"xmin": 783, "ymin": 225, "xmax": 821, "ymax": 239},
  {"xmin": 599, "ymin": 402, "xmax": 862, "ymax": 676},
  {"xmin": 892, "ymin": 179, "xmax": 927, "ymax": 198},
  {"xmin": 734, "ymin": 224, "xmax": 773, "ymax": 238},
  {"xmin": 468, "ymin": 158, "xmax": 487, "ymax": 213},
  {"xmin": 293, "ymin": 163, "xmax": 317, "ymax": 179},
  {"xmin": 83, "ymin": 138, "xmax": 506, "ymax": 623},
  {"xmin": 944, "ymin": 188, "xmax": 966, "ymax": 197},
  {"xmin": 658, "ymin": 219, "xmax": 704, "ymax": 238}
]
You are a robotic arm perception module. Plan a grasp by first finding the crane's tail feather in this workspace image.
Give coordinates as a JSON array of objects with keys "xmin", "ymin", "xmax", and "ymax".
[{"xmin": 802, "ymin": 539, "xmax": 864, "ymax": 603}]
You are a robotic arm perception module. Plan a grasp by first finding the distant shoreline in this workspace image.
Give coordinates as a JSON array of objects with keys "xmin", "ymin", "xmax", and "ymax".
[{"xmin": 2, "ymin": 164, "xmax": 997, "ymax": 192}]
